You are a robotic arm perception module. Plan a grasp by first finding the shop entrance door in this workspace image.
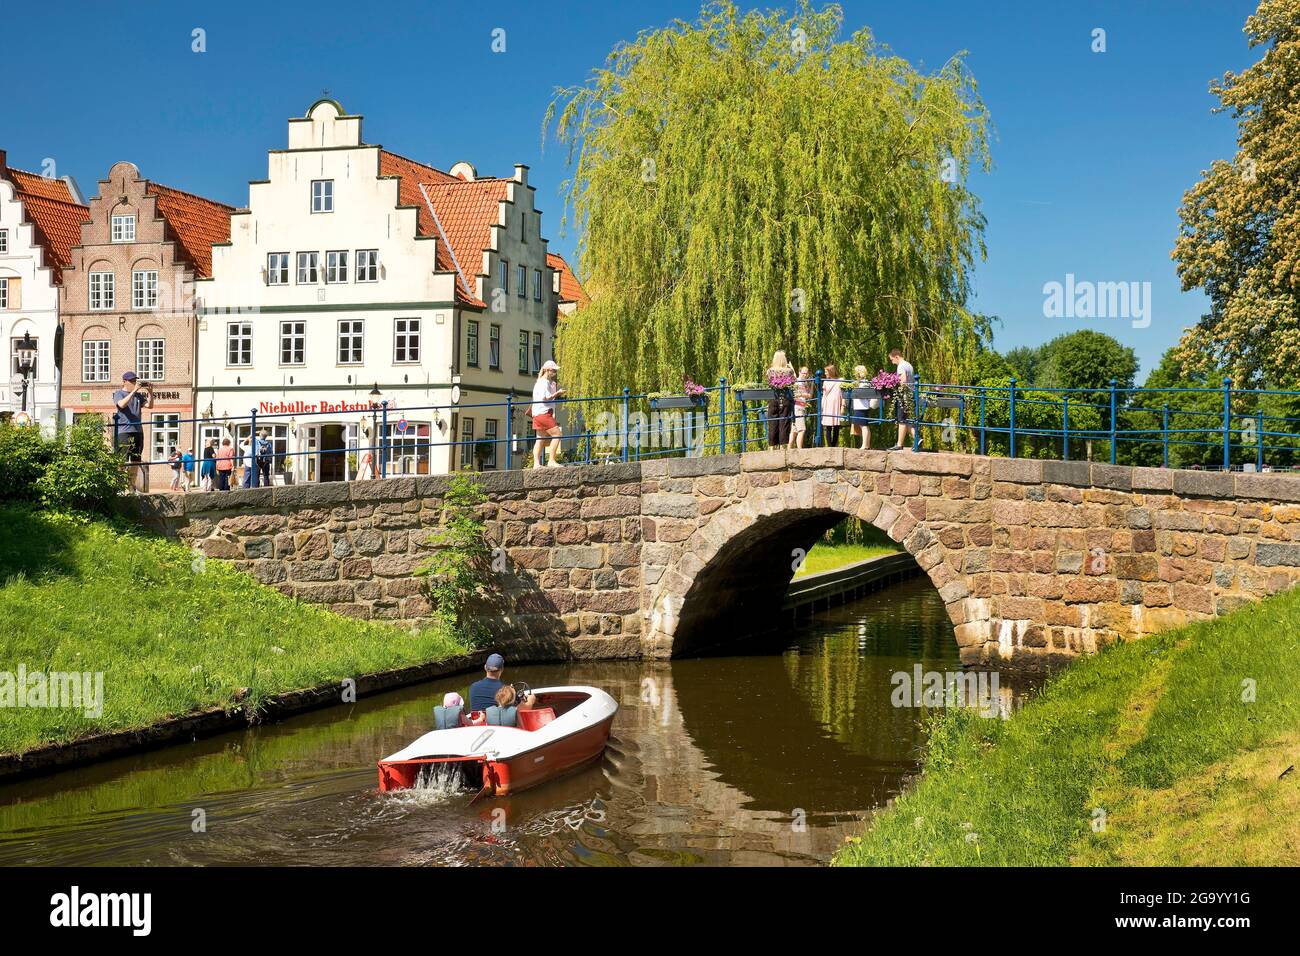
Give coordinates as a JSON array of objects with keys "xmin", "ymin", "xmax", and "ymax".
[{"xmin": 320, "ymin": 423, "xmax": 346, "ymax": 482}]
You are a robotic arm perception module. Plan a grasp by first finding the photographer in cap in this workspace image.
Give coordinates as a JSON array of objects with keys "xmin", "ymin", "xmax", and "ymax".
[{"xmin": 112, "ymin": 371, "xmax": 153, "ymax": 493}]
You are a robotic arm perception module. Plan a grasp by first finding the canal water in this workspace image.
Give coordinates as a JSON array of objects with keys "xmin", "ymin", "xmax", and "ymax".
[{"xmin": 0, "ymin": 578, "xmax": 1039, "ymax": 866}]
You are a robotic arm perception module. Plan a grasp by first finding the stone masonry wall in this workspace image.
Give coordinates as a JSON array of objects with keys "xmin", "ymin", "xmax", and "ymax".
[{"xmin": 130, "ymin": 448, "xmax": 1300, "ymax": 669}]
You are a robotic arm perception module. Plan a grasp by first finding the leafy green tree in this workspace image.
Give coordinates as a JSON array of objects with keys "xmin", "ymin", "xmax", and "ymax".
[
  {"xmin": 1002, "ymin": 346, "xmax": 1042, "ymax": 383},
  {"xmin": 546, "ymin": 1, "xmax": 991, "ymax": 414},
  {"xmin": 1172, "ymin": 0, "xmax": 1300, "ymax": 388},
  {"xmin": 1037, "ymin": 330, "xmax": 1138, "ymax": 394},
  {"xmin": 0, "ymin": 417, "xmax": 126, "ymax": 513},
  {"xmin": 35, "ymin": 418, "xmax": 129, "ymax": 512},
  {"xmin": 1122, "ymin": 347, "xmax": 1300, "ymax": 469},
  {"xmin": 416, "ymin": 476, "xmax": 492, "ymax": 645}
]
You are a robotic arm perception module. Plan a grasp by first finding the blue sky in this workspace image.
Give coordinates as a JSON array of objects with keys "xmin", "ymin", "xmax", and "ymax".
[{"xmin": 8, "ymin": 1, "xmax": 1257, "ymax": 377}]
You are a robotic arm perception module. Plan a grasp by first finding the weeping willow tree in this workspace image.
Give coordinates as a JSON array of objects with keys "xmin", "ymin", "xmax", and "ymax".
[{"xmin": 545, "ymin": 1, "xmax": 992, "ymax": 406}]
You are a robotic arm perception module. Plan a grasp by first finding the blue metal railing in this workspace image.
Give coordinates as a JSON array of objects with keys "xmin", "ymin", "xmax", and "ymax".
[{"xmin": 86, "ymin": 374, "xmax": 1300, "ymax": 488}]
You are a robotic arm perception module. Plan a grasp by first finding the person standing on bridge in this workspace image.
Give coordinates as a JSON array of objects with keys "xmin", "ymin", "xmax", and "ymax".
[
  {"xmin": 531, "ymin": 360, "xmax": 566, "ymax": 468},
  {"xmin": 888, "ymin": 348, "xmax": 916, "ymax": 450},
  {"xmin": 821, "ymin": 363, "xmax": 844, "ymax": 448},
  {"xmin": 766, "ymin": 350, "xmax": 796, "ymax": 449}
]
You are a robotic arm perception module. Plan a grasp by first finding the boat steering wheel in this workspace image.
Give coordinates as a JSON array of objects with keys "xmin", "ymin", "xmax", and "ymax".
[{"xmin": 511, "ymin": 680, "xmax": 532, "ymax": 703}]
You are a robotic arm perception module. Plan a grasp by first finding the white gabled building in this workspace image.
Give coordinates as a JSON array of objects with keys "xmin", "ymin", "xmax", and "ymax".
[
  {"xmin": 195, "ymin": 99, "xmax": 562, "ymax": 480},
  {"xmin": 0, "ymin": 150, "xmax": 87, "ymax": 433}
]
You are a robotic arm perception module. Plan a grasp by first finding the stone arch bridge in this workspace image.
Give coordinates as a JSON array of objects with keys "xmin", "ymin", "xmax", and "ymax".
[{"xmin": 134, "ymin": 448, "xmax": 1300, "ymax": 669}]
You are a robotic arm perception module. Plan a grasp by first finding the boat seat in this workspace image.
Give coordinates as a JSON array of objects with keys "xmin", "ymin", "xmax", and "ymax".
[
  {"xmin": 518, "ymin": 707, "xmax": 556, "ymax": 732},
  {"xmin": 433, "ymin": 704, "xmax": 463, "ymax": 730}
]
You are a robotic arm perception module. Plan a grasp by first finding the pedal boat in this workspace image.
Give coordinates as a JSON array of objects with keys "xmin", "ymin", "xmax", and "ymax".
[{"xmin": 377, "ymin": 685, "xmax": 618, "ymax": 797}]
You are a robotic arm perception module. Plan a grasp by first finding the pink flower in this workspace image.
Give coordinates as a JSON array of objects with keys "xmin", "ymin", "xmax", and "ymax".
[
  {"xmin": 870, "ymin": 370, "xmax": 903, "ymax": 393},
  {"xmin": 768, "ymin": 370, "xmax": 796, "ymax": 389}
]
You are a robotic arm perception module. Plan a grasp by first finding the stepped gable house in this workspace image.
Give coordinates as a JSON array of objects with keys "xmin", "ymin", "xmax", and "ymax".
[
  {"xmin": 194, "ymin": 99, "xmax": 564, "ymax": 481},
  {"xmin": 0, "ymin": 150, "xmax": 88, "ymax": 432},
  {"xmin": 59, "ymin": 161, "xmax": 233, "ymax": 484}
]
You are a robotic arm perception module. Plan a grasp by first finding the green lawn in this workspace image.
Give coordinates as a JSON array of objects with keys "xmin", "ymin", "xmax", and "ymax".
[
  {"xmin": 793, "ymin": 541, "xmax": 901, "ymax": 578},
  {"xmin": 834, "ymin": 586, "xmax": 1300, "ymax": 866},
  {"xmin": 0, "ymin": 506, "xmax": 465, "ymax": 756}
]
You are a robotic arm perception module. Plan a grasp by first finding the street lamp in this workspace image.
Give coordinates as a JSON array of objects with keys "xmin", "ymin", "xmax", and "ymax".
[
  {"xmin": 15, "ymin": 332, "xmax": 36, "ymax": 414},
  {"xmin": 369, "ymin": 384, "xmax": 382, "ymax": 477}
]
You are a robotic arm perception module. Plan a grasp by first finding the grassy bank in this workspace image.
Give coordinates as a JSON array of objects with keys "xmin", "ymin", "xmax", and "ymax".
[
  {"xmin": 834, "ymin": 587, "xmax": 1300, "ymax": 866},
  {"xmin": 0, "ymin": 506, "xmax": 465, "ymax": 756},
  {"xmin": 794, "ymin": 538, "xmax": 902, "ymax": 578}
]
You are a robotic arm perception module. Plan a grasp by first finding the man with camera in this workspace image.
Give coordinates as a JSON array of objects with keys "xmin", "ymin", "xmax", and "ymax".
[{"xmin": 112, "ymin": 371, "xmax": 154, "ymax": 493}]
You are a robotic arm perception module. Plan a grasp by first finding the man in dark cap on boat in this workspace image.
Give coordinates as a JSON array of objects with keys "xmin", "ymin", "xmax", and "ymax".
[{"xmin": 468, "ymin": 653, "xmax": 536, "ymax": 712}]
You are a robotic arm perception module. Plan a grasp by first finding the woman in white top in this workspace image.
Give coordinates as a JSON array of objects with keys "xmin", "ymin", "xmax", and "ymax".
[
  {"xmin": 531, "ymin": 360, "xmax": 566, "ymax": 468},
  {"xmin": 849, "ymin": 364, "xmax": 874, "ymax": 450}
]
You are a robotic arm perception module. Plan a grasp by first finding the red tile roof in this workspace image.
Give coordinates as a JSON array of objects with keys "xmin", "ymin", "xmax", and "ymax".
[
  {"xmin": 1, "ymin": 162, "xmax": 89, "ymax": 284},
  {"xmin": 547, "ymin": 252, "xmax": 589, "ymax": 310},
  {"xmin": 378, "ymin": 149, "xmax": 484, "ymax": 307},
  {"xmin": 420, "ymin": 178, "xmax": 510, "ymax": 303},
  {"xmin": 146, "ymin": 182, "xmax": 234, "ymax": 279}
]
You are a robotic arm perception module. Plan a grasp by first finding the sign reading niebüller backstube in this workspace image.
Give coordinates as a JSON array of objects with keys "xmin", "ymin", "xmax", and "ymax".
[{"xmin": 258, "ymin": 399, "xmax": 388, "ymax": 415}]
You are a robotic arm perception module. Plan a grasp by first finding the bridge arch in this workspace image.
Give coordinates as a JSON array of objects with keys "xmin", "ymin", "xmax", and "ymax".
[{"xmin": 641, "ymin": 463, "xmax": 977, "ymax": 659}]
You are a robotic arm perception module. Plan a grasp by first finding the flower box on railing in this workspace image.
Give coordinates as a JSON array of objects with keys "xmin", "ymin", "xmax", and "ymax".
[
  {"xmin": 843, "ymin": 386, "xmax": 885, "ymax": 408},
  {"xmin": 734, "ymin": 387, "xmax": 778, "ymax": 402},
  {"xmin": 649, "ymin": 394, "xmax": 709, "ymax": 410}
]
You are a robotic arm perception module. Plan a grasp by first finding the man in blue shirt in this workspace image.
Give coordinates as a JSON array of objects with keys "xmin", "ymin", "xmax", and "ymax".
[
  {"xmin": 468, "ymin": 653, "xmax": 507, "ymax": 711},
  {"xmin": 112, "ymin": 371, "xmax": 152, "ymax": 493}
]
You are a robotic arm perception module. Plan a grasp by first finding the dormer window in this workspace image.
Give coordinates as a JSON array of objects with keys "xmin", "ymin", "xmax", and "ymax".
[
  {"xmin": 311, "ymin": 180, "xmax": 334, "ymax": 213},
  {"xmin": 111, "ymin": 215, "xmax": 136, "ymax": 242}
]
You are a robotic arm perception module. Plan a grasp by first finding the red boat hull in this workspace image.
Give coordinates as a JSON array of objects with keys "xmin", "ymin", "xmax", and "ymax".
[{"xmin": 377, "ymin": 714, "xmax": 615, "ymax": 795}]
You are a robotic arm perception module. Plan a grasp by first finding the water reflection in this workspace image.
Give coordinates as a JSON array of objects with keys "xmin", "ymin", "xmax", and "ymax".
[{"xmin": 0, "ymin": 578, "xmax": 1040, "ymax": 866}]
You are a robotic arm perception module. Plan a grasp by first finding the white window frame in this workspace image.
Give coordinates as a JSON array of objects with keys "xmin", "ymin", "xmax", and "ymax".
[
  {"xmin": 533, "ymin": 268, "xmax": 542, "ymax": 302},
  {"xmin": 82, "ymin": 339, "xmax": 110, "ymax": 383},
  {"xmin": 532, "ymin": 332, "xmax": 542, "ymax": 374},
  {"xmin": 267, "ymin": 252, "xmax": 290, "ymax": 285},
  {"xmin": 356, "ymin": 249, "xmax": 379, "ymax": 282},
  {"xmin": 151, "ymin": 413, "xmax": 181, "ymax": 463},
  {"xmin": 483, "ymin": 419, "xmax": 498, "ymax": 469},
  {"xmin": 227, "ymin": 321, "xmax": 252, "ymax": 366},
  {"xmin": 311, "ymin": 179, "xmax": 334, "ymax": 213},
  {"xmin": 111, "ymin": 214, "xmax": 136, "ymax": 243},
  {"xmin": 499, "ymin": 260, "xmax": 509, "ymax": 294},
  {"xmin": 89, "ymin": 271, "xmax": 115, "ymax": 310},
  {"xmin": 0, "ymin": 230, "xmax": 8, "ymax": 254},
  {"xmin": 297, "ymin": 252, "xmax": 319, "ymax": 284},
  {"xmin": 394, "ymin": 318, "xmax": 420, "ymax": 363},
  {"xmin": 136, "ymin": 337, "xmax": 165, "ymax": 381},
  {"xmin": 337, "ymin": 319, "xmax": 363, "ymax": 365},
  {"xmin": 326, "ymin": 250, "xmax": 348, "ymax": 283},
  {"xmin": 132, "ymin": 269, "xmax": 159, "ymax": 309},
  {"xmin": 466, "ymin": 319, "xmax": 479, "ymax": 367},
  {"xmin": 0, "ymin": 278, "xmax": 7, "ymax": 310},
  {"xmin": 518, "ymin": 330, "xmax": 530, "ymax": 373},
  {"xmin": 279, "ymin": 320, "xmax": 306, "ymax": 365},
  {"xmin": 459, "ymin": 416, "xmax": 475, "ymax": 469},
  {"xmin": 488, "ymin": 323, "xmax": 500, "ymax": 370},
  {"xmin": 516, "ymin": 264, "xmax": 526, "ymax": 298}
]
